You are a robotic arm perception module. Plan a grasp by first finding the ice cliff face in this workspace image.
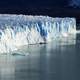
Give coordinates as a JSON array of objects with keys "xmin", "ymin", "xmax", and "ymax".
[{"xmin": 0, "ymin": 14, "xmax": 76, "ymax": 53}]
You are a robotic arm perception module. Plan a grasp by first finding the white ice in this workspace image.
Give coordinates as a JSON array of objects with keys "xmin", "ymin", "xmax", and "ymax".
[{"xmin": 0, "ymin": 14, "xmax": 76, "ymax": 53}]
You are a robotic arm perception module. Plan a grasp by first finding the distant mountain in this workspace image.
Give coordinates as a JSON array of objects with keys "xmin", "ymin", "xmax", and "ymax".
[{"xmin": 68, "ymin": 0, "xmax": 80, "ymax": 8}]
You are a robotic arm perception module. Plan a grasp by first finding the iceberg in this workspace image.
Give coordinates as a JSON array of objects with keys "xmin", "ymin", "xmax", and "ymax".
[{"xmin": 0, "ymin": 14, "xmax": 76, "ymax": 53}]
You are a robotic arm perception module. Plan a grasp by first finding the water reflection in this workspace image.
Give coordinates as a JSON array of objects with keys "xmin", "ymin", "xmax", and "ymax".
[
  {"xmin": 0, "ymin": 56, "xmax": 15, "ymax": 80},
  {"xmin": 0, "ymin": 34, "xmax": 80, "ymax": 80}
]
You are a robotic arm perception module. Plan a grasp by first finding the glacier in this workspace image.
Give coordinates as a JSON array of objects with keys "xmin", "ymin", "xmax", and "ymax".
[{"xmin": 0, "ymin": 14, "xmax": 76, "ymax": 53}]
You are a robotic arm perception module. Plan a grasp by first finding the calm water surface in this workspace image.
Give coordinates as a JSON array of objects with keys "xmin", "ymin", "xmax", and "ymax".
[{"xmin": 0, "ymin": 34, "xmax": 80, "ymax": 80}]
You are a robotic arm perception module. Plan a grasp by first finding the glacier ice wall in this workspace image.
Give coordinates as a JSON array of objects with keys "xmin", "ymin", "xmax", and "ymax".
[{"xmin": 0, "ymin": 14, "xmax": 76, "ymax": 53}]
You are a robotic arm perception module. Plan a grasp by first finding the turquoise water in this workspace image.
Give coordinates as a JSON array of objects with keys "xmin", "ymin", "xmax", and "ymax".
[{"xmin": 0, "ymin": 34, "xmax": 80, "ymax": 80}]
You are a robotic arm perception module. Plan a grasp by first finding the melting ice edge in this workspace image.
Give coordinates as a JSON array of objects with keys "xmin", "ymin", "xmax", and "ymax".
[{"xmin": 0, "ymin": 14, "xmax": 76, "ymax": 53}]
